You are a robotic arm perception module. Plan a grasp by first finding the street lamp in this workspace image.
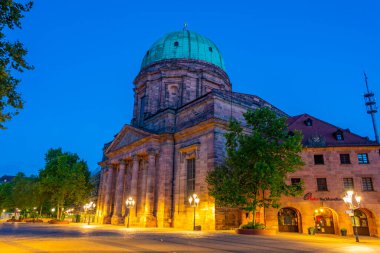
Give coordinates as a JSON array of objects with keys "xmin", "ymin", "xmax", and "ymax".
[
  {"xmin": 188, "ymin": 193, "xmax": 200, "ymax": 231},
  {"xmin": 51, "ymin": 208, "xmax": 56, "ymax": 219},
  {"xmin": 84, "ymin": 201, "xmax": 96, "ymax": 225},
  {"xmin": 125, "ymin": 197, "xmax": 135, "ymax": 228},
  {"xmin": 343, "ymin": 190, "xmax": 361, "ymax": 242}
]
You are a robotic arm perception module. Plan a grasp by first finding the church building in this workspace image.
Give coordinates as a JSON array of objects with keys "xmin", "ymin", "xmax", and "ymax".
[{"xmin": 96, "ymin": 29, "xmax": 380, "ymax": 236}]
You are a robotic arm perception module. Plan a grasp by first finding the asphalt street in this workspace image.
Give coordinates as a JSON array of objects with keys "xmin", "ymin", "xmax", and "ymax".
[{"xmin": 0, "ymin": 223, "xmax": 379, "ymax": 252}]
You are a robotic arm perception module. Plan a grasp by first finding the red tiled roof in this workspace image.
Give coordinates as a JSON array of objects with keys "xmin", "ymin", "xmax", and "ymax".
[{"xmin": 287, "ymin": 114, "xmax": 378, "ymax": 147}]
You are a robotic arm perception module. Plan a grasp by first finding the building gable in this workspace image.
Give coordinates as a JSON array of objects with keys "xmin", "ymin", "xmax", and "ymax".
[{"xmin": 105, "ymin": 125, "xmax": 153, "ymax": 154}]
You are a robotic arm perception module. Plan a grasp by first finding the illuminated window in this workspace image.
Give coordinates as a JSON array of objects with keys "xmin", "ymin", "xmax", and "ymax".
[
  {"xmin": 334, "ymin": 130, "xmax": 344, "ymax": 141},
  {"xmin": 358, "ymin": 153, "xmax": 369, "ymax": 164}
]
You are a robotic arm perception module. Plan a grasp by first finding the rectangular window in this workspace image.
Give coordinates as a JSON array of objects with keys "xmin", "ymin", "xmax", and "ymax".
[
  {"xmin": 186, "ymin": 158, "xmax": 196, "ymax": 197},
  {"xmin": 343, "ymin": 178, "xmax": 354, "ymax": 190},
  {"xmin": 139, "ymin": 96, "xmax": 146, "ymax": 126},
  {"xmin": 314, "ymin": 155, "xmax": 324, "ymax": 165},
  {"xmin": 340, "ymin": 154, "xmax": 351, "ymax": 164},
  {"xmin": 362, "ymin": 177, "xmax": 374, "ymax": 191},
  {"xmin": 291, "ymin": 178, "xmax": 301, "ymax": 185},
  {"xmin": 291, "ymin": 178, "xmax": 302, "ymax": 191},
  {"xmin": 317, "ymin": 178, "xmax": 328, "ymax": 191},
  {"xmin": 358, "ymin": 153, "xmax": 369, "ymax": 164}
]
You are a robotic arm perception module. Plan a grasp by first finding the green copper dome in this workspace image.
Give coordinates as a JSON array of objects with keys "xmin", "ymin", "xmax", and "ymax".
[{"xmin": 141, "ymin": 30, "xmax": 225, "ymax": 70}]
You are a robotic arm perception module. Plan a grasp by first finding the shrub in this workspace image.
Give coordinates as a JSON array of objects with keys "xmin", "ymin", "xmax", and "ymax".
[{"xmin": 239, "ymin": 222, "xmax": 266, "ymax": 229}]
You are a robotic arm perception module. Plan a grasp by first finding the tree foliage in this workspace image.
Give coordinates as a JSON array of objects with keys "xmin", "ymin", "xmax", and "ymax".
[
  {"xmin": 12, "ymin": 172, "xmax": 40, "ymax": 209},
  {"xmin": 0, "ymin": 0, "xmax": 33, "ymax": 129},
  {"xmin": 0, "ymin": 181, "xmax": 15, "ymax": 211},
  {"xmin": 39, "ymin": 148, "xmax": 92, "ymax": 219},
  {"xmin": 207, "ymin": 108, "xmax": 304, "ymax": 217}
]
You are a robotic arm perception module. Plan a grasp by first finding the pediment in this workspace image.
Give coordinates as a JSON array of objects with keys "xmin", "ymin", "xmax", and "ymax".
[{"xmin": 105, "ymin": 125, "xmax": 152, "ymax": 153}]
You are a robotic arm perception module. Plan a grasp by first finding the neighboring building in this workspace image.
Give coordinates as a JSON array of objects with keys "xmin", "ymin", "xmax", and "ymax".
[
  {"xmin": 96, "ymin": 29, "xmax": 380, "ymax": 236},
  {"xmin": 267, "ymin": 114, "xmax": 380, "ymax": 236},
  {"xmin": 0, "ymin": 175, "xmax": 15, "ymax": 185}
]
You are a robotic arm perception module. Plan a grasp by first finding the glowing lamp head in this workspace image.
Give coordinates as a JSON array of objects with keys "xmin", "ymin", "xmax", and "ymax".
[
  {"xmin": 126, "ymin": 197, "xmax": 135, "ymax": 208},
  {"xmin": 355, "ymin": 195, "xmax": 361, "ymax": 204}
]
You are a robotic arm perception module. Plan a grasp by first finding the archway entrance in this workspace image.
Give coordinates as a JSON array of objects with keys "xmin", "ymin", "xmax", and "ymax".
[
  {"xmin": 314, "ymin": 208, "xmax": 334, "ymax": 234},
  {"xmin": 278, "ymin": 208, "xmax": 300, "ymax": 232},
  {"xmin": 354, "ymin": 209, "xmax": 370, "ymax": 236}
]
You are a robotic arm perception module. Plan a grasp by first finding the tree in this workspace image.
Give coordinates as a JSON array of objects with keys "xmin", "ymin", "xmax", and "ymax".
[
  {"xmin": 0, "ymin": 0, "xmax": 33, "ymax": 129},
  {"xmin": 39, "ymin": 148, "xmax": 92, "ymax": 220},
  {"xmin": 11, "ymin": 172, "xmax": 41, "ymax": 210},
  {"xmin": 0, "ymin": 181, "xmax": 15, "ymax": 212},
  {"xmin": 206, "ymin": 108, "xmax": 304, "ymax": 225}
]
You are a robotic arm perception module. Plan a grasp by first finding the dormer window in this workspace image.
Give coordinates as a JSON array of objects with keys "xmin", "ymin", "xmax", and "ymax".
[
  {"xmin": 209, "ymin": 47, "xmax": 213, "ymax": 52},
  {"xmin": 174, "ymin": 41, "xmax": 179, "ymax": 47},
  {"xmin": 304, "ymin": 118, "xmax": 312, "ymax": 126},
  {"xmin": 146, "ymin": 50, "xmax": 150, "ymax": 56},
  {"xmin": 334, "ymin": 130, "xmax": 344, "ymax": 141}
]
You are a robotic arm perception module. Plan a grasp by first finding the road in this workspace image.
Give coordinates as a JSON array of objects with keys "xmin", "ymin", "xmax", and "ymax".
[{"xmin": 0, "ymin": 222, "xmax": 379, "ymax": 252}]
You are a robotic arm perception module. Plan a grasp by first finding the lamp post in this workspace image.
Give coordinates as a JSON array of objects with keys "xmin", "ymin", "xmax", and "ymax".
[
  {"xmin": 343, "ymin": 190, "xmax": 361, "ymax": 242},
  {"xmin": 51, "ymin": 208, "xmax": 55, "ymax": 218},
  {"xmin": 125, "ymin": 197, "xmax": 135, "ymax": 228},
  {"xmin": 188, "ymin": 193, "xmax": 200, "ymax": 231},
  {"xmin": 84, "ymin": 201, "xmax": 96, "ymax": 225}
]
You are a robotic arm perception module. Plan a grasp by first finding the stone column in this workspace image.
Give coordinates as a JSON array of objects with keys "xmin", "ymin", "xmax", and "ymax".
[
  {"xmin": 138, "ymin": 158, "xmax": 148, "ymax": 225},
  {"xmin": 95, "ymin": 168, "xmax": 105, "ymax": 223},
  {"xmin": 145, "ymin": 151, "xmax": 157, "ymax": 226},
  {"xmin": 111, "ymin": 160, "xmax": 126, "ymax": 225},
  {"xmin": 102, "ymin": 165, "xmax": 114, "ymax": 223},
  {"xmin": 129, "ymin": 155, "xmax": 139, "ymax": 219}
]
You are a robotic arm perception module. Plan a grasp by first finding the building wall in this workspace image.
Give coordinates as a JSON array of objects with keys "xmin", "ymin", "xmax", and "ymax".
[{"xmin": 265, "ymin": 146, "xmax": 380, "ymax": 236}]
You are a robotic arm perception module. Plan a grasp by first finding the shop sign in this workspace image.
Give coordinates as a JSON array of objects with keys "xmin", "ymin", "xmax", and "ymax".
[{"xmin": 303, "ymin": 192, "xmax": 342, "ymax": 201}]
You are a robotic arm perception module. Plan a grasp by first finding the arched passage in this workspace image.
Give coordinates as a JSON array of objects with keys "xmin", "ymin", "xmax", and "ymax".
[
  {"xmin": 314, "ymin": 207, "xmax": 339, "ymax": 234},
  {"xmin": 278, "ymin": 207, "xmax": 302, "ymax": 233},
  {"xmin": 354, "ymin": 208, "xmax": 377, "ymax": 236}
]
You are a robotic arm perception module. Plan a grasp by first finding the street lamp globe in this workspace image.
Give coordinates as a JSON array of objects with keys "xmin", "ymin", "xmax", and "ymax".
[
  {"xmin": 125, "ymin": 197, "xmax": 135, "ymax": 228},
  {"xmin": 189, "ymin": 193, "xmax": 200, "ymax": 231},
  {"xmin": 342, "ymin": 190, "xmax": 362, "ymax": 242}
]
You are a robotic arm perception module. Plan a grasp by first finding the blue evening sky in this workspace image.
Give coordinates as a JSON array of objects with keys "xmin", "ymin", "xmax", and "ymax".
[{"xmin": 1, "ymin": 1, "xmax": 379, "ymax": 176}]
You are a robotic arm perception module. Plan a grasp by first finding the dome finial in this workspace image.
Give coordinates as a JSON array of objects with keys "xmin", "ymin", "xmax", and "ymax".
[{"xmin": 183, "ymin": 22, "xmax": 188, "ymax": 31}]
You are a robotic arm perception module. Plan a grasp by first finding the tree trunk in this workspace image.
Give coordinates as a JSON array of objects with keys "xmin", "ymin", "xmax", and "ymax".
[{"xmin": 262, "ymin": 189, "xmax": 266, "ymax": 227}]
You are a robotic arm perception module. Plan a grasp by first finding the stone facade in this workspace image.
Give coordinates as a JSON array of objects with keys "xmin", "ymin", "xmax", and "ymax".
[
  {"xmin": 95, "ymin": 56, "xmax": 286, "ymax": 229},
  {"xmin": 96, "ymin": 30, "xmax": 380, "ymax": 236}
]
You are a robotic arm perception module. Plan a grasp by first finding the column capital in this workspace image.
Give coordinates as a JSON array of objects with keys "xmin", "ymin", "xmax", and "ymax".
[
  {"xmin": 132, "ymin": 154, "xmax": 139, "ymax": 161},
  {"xmin": 107, "ymin": 163, "xmax": 116, "ymax": 170},
  {"xmin": 147, "ymin": 148, "xmax": 159, "ymax": 156},
  {"xmin": 118, "ymin": 159, "xmax": 127, "ymax": 165}
]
